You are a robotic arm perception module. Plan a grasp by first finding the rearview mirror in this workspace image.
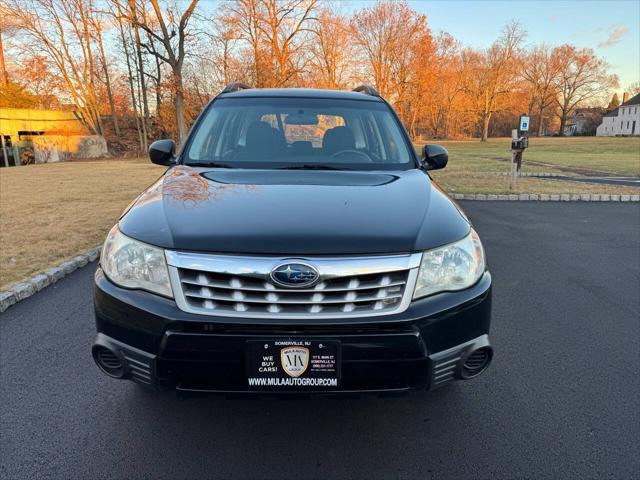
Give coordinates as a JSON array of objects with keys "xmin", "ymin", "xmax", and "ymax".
[
  {"xmin": 149, "ymin": 139, "xmax": 176, "ymax": 166},
  {"xmin": 421, "ymin": 144, "xmax": 448, "ymax": 170}
]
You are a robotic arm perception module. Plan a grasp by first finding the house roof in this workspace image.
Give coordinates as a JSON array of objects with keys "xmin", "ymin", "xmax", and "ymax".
[
  {"xmin": 603, "ymin": 108, "xmax": 619, "ymax": 117},
  {"xmin": 621, "ymin": 93, "xmax": 640, "ymax": 106}
]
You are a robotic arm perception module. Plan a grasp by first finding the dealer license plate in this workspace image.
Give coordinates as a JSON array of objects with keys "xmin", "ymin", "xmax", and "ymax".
[{"xmin": 246, "ymin": 340, "xmax": 340, "ymax": 390}]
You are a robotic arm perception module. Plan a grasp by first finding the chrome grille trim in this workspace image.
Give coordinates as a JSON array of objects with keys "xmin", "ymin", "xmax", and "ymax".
[{"xmin": 166, "ymin": 251, "xmax": 422, "ymax": 319}]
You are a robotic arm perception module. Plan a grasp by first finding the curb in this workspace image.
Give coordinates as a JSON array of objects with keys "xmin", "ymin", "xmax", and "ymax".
[
  {"xmin": 473, "ymin": 172, "xmax": 561, "ymax": 177},
  {"xmin": 0, "ymin": 245, "xmax": 101, "ymax": 313},
  {"xmin": 451, "ymin": 193, "xmax": 640, "ymax": 202}
]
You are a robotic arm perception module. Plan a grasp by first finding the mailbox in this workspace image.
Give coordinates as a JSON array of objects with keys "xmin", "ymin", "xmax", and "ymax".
[{"xmin": 511, "ymin": 136, "xmax": 528, "ymax": 150}]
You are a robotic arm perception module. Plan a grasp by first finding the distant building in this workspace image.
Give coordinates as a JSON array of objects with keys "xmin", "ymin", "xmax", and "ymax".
[
  {"xmin": 596, "ymin": 93, "xmax": 640, "ymax": 136},
  {"xmin": 564, "ymin": 107, "xmax": 604, "ymax": 136}
]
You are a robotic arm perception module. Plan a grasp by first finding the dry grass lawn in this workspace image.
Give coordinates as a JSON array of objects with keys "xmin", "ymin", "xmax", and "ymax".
[
  {"xmin": 0, "ymin": 160, "xmax": 164, "ymax": 289},
  {"xmin": 418, "ymin": 136, "xmax": 640, "ymax": 176},
  {"xmin": 1, "ymin": 137, "xmax": 639, "ymax": 290},
  {"xmin": 430, "ymin": 173, "xmax": 639, "ymax": 195}
]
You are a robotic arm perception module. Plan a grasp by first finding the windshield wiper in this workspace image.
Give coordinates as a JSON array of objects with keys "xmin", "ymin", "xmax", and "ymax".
[
  {"xmin": 277, "ymin": 164, "xmax": 352, "ymax": 171},
  {"xmin": 186, "ymin": 162, "xmax": 234, "ymax": 168}
]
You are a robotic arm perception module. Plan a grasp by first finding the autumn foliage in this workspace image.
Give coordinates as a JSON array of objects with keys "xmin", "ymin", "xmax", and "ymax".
[{"xmin": 0, "ymin": 0, "xmax": 621, "ymax": 152}]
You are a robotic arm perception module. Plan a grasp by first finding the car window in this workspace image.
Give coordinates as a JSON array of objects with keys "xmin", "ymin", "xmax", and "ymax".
[{"xmin": 185, "ymin": 97, "xmax": 415, "ymax": 170}]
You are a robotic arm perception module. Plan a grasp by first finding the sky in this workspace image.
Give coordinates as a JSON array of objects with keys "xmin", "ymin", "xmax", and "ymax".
[{"xmin": 342, "ymin": 0, "xmax": 640, "ymax": 93}]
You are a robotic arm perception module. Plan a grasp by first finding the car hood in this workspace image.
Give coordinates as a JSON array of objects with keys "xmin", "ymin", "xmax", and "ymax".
[{"xmin": 118, "ymin": 166, "xmax": 470, "ymax": 255}]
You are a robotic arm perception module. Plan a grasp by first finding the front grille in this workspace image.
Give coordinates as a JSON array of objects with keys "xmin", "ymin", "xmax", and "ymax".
[
  {"xmin": 166, "ymin": 252, "xmax": 421, "ymax": 319},
  {"xmin": 178, "ymin": 268, "xmax": 409, "ymax": 316}
]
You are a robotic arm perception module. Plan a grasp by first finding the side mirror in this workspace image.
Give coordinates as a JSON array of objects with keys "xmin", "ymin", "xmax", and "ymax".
[
  {"xmin": 421, "ymin": 144, "xmax": 448, "ymax": 170},
  {"xmin": 149, "ymin": 139, "xmax": 176, "ymax": 166}
]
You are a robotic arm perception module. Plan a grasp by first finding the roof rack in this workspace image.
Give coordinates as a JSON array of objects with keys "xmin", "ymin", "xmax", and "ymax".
[
  {"xmin": 220, "ymin": 82, "xmax": 252, "ymax": 94},
  {"xmin": 352, "ymin": 84, "xmax": 380, "ymax": 97}
]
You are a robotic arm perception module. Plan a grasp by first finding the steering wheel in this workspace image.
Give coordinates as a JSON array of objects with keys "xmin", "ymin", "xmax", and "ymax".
[{"xmin": 329, "ymin": 149, "xmax": 372, "ymax": 162}]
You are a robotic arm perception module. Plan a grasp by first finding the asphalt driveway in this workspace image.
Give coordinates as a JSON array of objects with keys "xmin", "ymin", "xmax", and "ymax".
[{"xmin": 1, "ymin": 202, "xmax": 639, "ymax": 480}]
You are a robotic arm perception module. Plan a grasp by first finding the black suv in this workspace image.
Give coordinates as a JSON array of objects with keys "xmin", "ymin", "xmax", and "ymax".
[{"xmin": 92, "ymin": 84, "xmax": 492, "ymax": 395}]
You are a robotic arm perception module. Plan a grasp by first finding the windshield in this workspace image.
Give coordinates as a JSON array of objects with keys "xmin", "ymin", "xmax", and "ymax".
[{"xmin": 183, "ymin": 97, "xmax": 416, "ymax": 170}]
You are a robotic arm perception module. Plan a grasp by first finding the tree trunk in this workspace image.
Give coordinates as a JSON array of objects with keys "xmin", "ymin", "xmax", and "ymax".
[
  {"xmin": 480, "ymin": 113, "xmax": 491, "ymax": 142},
  {"xmin": 115, "ymin": 0, "xmax": 144, "ymax": 151},
  {"xmin": 129, "ymin": 1, "xmax": 150, "ymax": 140},
  {"xmin": 135, "ymin": 66, "xmax": 149, "ymax": 150},
  {"xmin": 96, "ymin": 25, "xmax": 120, "ymax": 137},
  {"xmin": 559, "ymin": 111, "xmax": 568, "ymax": 137},
  {"xmin": 0, "ymin": 30, "xmax": 8, "ymax": 85},
  {"xmin": 443, "ymin": 106, "xmax": 451, "ymax": 139},
  {"xmin": 537, "ymin": 110, "xmax": 545, "ymax": 137},
  {"xmin": 154, "ymin": 54, "xmax": 162, "ymax": 114},
  {"xmin": 175, "ymin": 76, "xmax": 186, "ymax": 144}
]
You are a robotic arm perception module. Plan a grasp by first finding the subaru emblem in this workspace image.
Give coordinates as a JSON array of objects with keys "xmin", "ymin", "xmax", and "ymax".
[{"xmin": 270, "ymin": 262, "xmax": 319, "ymax": 288}]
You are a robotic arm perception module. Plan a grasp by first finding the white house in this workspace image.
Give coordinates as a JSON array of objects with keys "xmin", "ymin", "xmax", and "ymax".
[{"xmin": 596, "ymin": 93, "xmax": 640, "ymax": 136}]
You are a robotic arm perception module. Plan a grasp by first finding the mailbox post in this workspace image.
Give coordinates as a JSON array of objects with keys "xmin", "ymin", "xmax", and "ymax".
[{"xmin": 510, "ymin": 114, "xmax": 530, "ymax": 189}]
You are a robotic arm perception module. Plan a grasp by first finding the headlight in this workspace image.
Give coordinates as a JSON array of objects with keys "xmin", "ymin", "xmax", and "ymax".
[
  {"xmin": 413, "ymin": 229, "xmax": 485, "ymax": 299},
  {"xmin": 101, "ymin": 225, "xmax": 173, "ymax": 297}
]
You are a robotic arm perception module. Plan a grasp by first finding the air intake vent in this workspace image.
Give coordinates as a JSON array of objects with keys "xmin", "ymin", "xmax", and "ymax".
[
  {"xmin": 461, "ymin": 348, "xmax": 492, "ymax": 379},
  {"xmin": 94, "ymin": 346, "xmax": 124, "ymax": 377}
]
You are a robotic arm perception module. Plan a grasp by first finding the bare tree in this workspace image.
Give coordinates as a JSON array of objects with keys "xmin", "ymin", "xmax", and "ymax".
[
  {"xmin": 465, "ymin": 22, "xmax": 526, "ymax": 142},
  {"xmin": 421, "ymin": 32, "xmax": 464, "ymax": 139},
  {"xmin": 6, "ymin": 0, "xmax": 106, "ymax": 135},
  {"xmin": 143, "ymin": 30, "xmax": 165, "ymax": 116},
  {"xmin": 195, "ymin": 11, "xmax": 243, "ymax": 87},
  {"xmin": 92, "ymin": 12, "xmax": 121, "ymax": 136},
  {"xmin": 111, "ymin": 0, "xmax": 144, "ymax": 149},
  {"xmin": 553, "ymin": 45, "xmax": 618, "ymax": 135},
  {"xmin": 521, "ymin": 45, "xmax": 561, "ymax": 136},
  {"xmin": 258, "ymin": 0, "xmax": 318, "ymax": 86},
  {"xmin": 127, "ymin": 0, "xmax": 150, "ymax": 144},
  {"xmin": 308, "ymin": 8, "xmax": 352, "ymax": 89},
  {"xmin": 350, "ymin": 1, "xmax": 426, "ymax": 101},
  {"xmin": 224, "ymin": 0, "xmax": 266, "ymax": 86},
  {"xmin": 223, "ymin": 0, "xmax": 317, "ymax": 88},
  {"xmin": 136, "ymin": 0, "xmax": 199, "ymax": 143}
]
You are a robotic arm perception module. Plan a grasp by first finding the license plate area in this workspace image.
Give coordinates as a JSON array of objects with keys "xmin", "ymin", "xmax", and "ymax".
[{"xmin": 246, "ymin": 339, "xmax": 341, "ymax": 390}]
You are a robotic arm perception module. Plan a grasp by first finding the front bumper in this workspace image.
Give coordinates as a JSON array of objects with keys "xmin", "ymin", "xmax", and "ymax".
[{"xmin": 93, "ymin": 268, "xmax": 493, "ymax": 395}]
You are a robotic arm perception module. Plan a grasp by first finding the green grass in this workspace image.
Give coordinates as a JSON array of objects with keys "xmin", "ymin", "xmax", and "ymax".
[{"xmin": 416, "ymin": 137, "xmax": 640, "ymax": 176}]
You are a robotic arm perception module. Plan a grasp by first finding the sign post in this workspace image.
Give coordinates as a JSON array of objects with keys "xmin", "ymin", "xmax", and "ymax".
[{"xmin": 510, "ymin": 114, "xmax": 530, "ymax": 190}]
